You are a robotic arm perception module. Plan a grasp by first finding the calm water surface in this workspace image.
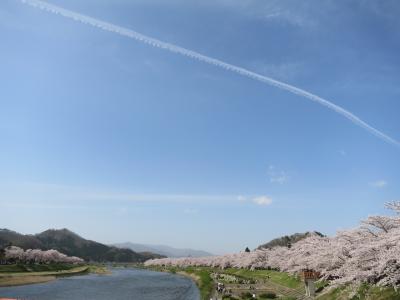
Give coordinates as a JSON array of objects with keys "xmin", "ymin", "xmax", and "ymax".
[{"xmin": 0, "ymin": 268, "xmax": 200, "ymax": 300}]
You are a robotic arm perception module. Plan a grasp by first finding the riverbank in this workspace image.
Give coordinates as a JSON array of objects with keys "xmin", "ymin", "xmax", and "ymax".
[
  {"xmin": 177, "ymin": 269, "xmax": 214, "ymax": 300},
  {"xmin": 0, "ymin": 264, "xmax": 107, "ymax": 287},
  {"xmin": 144, "ymin": 265, "xmax": 213, "ymax": 299}
]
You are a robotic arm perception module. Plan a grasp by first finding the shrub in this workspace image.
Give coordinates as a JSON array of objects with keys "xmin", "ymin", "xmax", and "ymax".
[{"xmin": 259, "ymin": 292, "xmax": 277, "ymax": 299}]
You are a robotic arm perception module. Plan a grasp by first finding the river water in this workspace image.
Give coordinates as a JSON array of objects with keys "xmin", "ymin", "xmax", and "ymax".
[{"xmin": 0, "ymin": 268, "xmax": 200, "ymax": 300}]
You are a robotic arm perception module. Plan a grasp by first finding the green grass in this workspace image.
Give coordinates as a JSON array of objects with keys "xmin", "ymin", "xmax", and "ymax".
[
  {"xmin": 0, "ymin": 264, "xmax": 28, "ymax": 273},
  {"xmin": 317, "ymin": 284, "xmax": 400, "ymax": 300},
  {"xmin": 143, "ymin": 265, "xmax": 400, "ymax": 300},
  {"xmin": 184, "ymin": 267, "xmax": 214, "ymax": 300},
  {"xmin": 222, "ymin": 296, "xmax": 240, "ymax": 300},
  {"xmin": 222, "ymin": 268, "xmax": 302, "ymax": 289},
  {"xmin": 0, "ymin": 263, "xmax": 110, "ymax": 280},
  {"xmin": 0, "ymin": 263, "xmax": 77, "ymax": 273},
  {"xmin": 145, "ymin": 266, "xmax": 303, "ymax": 299},
  {"xmin": 259, "ymin": 292, "xmax": 277, "ymax": 299},
  {"xmin": 0, "ymin": 265, "xmax": 89, "ymax": 277},
  {"xmin": 240, "ymin": 291, "xmax": 255, "ymax": 299},
  {"xmin": 145, "ymin": 266, "xmax": 214, "ymax": 300},
  {"xmin": 0, "ymin": 264, "xmax": 90, "ymax": 287},
  {"xmin": 87, "ymin": 264, "xmax": 110, "ymax": 274}
]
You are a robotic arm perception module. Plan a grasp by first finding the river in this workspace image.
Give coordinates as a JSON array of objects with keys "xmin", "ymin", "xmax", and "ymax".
[{"xmin": 0, "ymin": 268, "xmax": 200, "ymax": 300}]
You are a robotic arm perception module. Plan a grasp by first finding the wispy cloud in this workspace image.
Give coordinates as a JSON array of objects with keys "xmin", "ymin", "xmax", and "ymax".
[
  {"xmin": 252, "ymin": 196, "xmax": 273, "ymax": 206},
  {"xmin": 0, "ymin": 182, "xmax": 267, "ymax": 208},
  {"xmin": 237, "ymin": 195, "xmax": 247, "ymax": 202},
  {"xmin": 338, "ymin": 150, "xmax": 347, "ymax": 156},
  {"xmin": 268, "ymin": 165, "xmax": 289, "ymax": 184},
  {"xmin": 359, "ymin": 1, "xmax": 400, "ymax": 23},
  {"xmin": 370, "ymin": 180, "xmax": 388, "ymax": 188},
  {"xmin": 183, "ymin": 208, "xmax": 198, "ymax": 214},
  {"xmin": 237, "ymin": 195, "xmax": 273, "ymax": 206},
  {"xmin": 17, "ymin": 0, "xmax": 400, "ymax": 148},
  {"xmin": 214, "ymin": 0, "xmax": 318, "ymax": 28},
  {"xmin": 262, "ymin": 6, "xmax": 316, "ymax": 28},
  {"xmin": 0, "ymin": 182, "xmax": 276, "ymax": 215}
]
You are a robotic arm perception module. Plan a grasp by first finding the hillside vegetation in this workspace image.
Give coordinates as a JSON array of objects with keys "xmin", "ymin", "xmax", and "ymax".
[
  {"xmin": 257, "ymin": 232, "xmax": 324, "ymax": 250},
  {"xmin": 0, "ymin": 228, "xmax": 164, "ymax": 262}
]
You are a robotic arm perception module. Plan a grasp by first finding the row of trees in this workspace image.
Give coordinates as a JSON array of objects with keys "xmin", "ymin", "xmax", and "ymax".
[
  {"xmin": 3, "ymin": 246, "xmax": 84, "ymax": 264},
  {"xmin": 145, "ymin": 201, "xmax": 400, "ymax": 288}
]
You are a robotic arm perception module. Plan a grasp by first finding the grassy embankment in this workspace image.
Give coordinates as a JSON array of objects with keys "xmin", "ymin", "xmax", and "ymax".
[
  {"xmin": 216, "ymin": 268, "xmax": 304, "ymax": 300},
  {"xmin": 222, "ymin": 268, "xmax": 302, "ymax": 289},
  {"xmin": 317, "ymin": 284, "xmax": 400, "ymax": 300},
  {"xmin": 0, "ymin": 264, "xmax": 108, "ymax": 287},
  {"xmin": 145, "ymin": 265, "xmax": 400, "ymax": 300},
  {"xmin": 145, "ymin": 266, "xmax": 304, "ymax": 300},
  {"xmin": 145, "ymin": 265, "xmax": 214, "ymax": 299}
]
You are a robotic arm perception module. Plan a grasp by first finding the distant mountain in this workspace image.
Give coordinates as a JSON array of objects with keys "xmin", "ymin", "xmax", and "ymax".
[
  {"xmin": 113, "ymin": 242, "xmax": 213, "ymax": 258},
  {"xmin": 0, "ymin": 228, "xmax": 164, "ymax": 262},
  {"xmin": 0, "ymin": 228, "xmax": 45, "ymax": 250},
  {"xmin": 257, "ymin": 231, "xmax": 324, "ymax": 249}
]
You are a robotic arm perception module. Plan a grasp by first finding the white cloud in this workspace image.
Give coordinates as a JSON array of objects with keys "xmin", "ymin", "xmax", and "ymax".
[
  {"xmin": 268, "ymin": 165, "xmax": 290, "ymax": 184},
  {"xmin": 213, "ymin": 0, "xmax": 321, "ymax": 28},
  {"xmin": 339, "ymin": 150, "xmax": 347, "ymax": 156},
  {"xmin": 237, "ymin": 195, "xmax": 247, "ymax": 202},
  {"xmin": 0, "ymin": 182, "xmax": 253, "ymax": 207},
  {"xmin": 237, "ymin": 195, "xmax": 273, "ymax": 206},
  {"xmin": 252, "ymin": 196, "xmax": 273, "ymax": 206},
  {"xmin": 370, "ymin": 180, "xmax": 388, "ymax": 188},
  {"xmin": 1, "ymin": 182, "xmax": 275, "ymax": 211}
]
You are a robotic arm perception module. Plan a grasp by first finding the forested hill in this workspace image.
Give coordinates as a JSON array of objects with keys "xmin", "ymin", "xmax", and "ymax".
[
  {"xmin": 257, "ymin": 231, "xmax": 324, "ymax": 249},
  {"xmin": 0, "ymin": 228, "xmax": 164, "ymax": 262}
]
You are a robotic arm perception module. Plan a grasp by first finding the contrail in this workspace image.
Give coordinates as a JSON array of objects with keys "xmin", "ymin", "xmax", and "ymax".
[{"xmin": 19, "ymin": 0, "xmax": 400, "ymax": 147}]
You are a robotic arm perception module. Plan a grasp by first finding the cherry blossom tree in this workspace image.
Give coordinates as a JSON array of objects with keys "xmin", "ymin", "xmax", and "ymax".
[
  {"xmin": 4, "ymin": 246, "xmax": 84, "ymax": 264},
  {"xmin": 145, "ymin": 201, "xmax": 400, "ymax": 288}
]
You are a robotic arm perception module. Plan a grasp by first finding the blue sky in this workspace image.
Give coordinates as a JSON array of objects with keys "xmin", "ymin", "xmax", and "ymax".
[{"xmin": 0, "ymin": 0, "xmax": 399, "ymax": 254}]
